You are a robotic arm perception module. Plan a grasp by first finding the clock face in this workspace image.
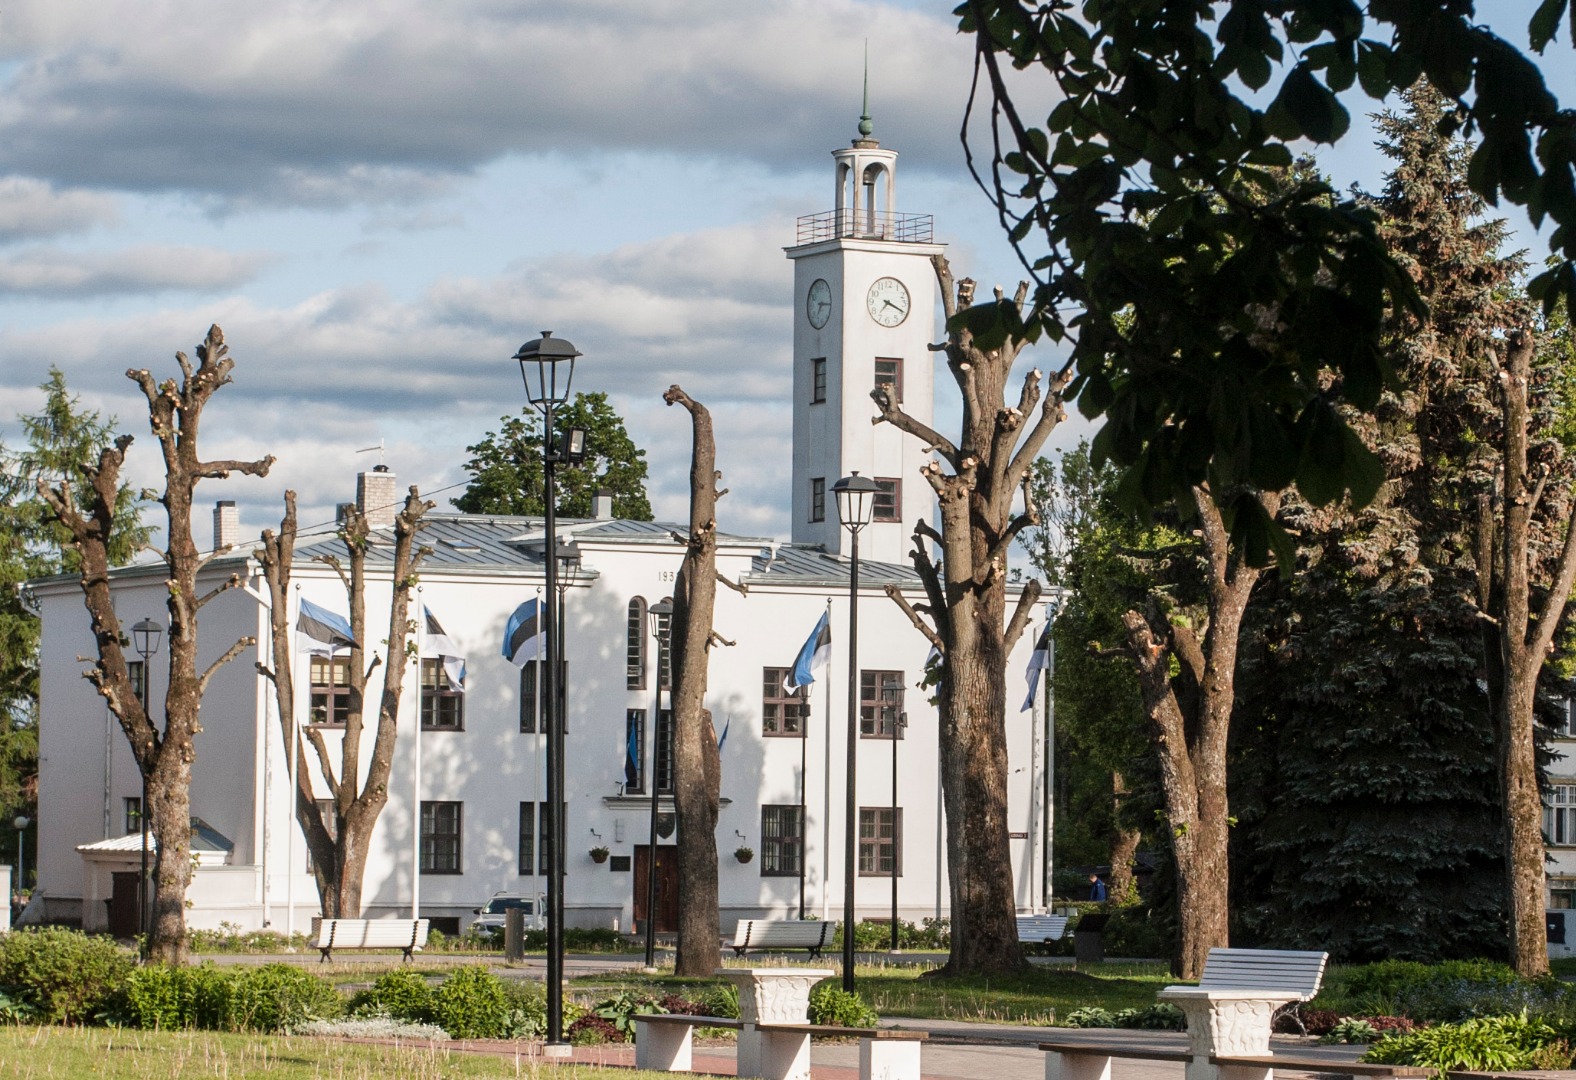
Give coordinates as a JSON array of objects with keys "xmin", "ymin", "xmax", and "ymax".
[
  {"xmin": 866, "ymin": 277, "xmax": 910, "ymax": 327},
  {"xmin": 806, "ymin": 278, "xmax": 832, "ymax": 329}
]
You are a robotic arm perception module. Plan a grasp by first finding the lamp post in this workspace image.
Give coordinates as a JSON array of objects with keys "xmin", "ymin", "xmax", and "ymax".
[
  {"xmin": 643, "ymin": 597, "xmax": 673, "ymax": 972},
  {"xmin": 832, "ymin": 471, "xmax": 877, "ymax": 992},
  {"xmin": 12, "ymin": 815, "xmax": 28, "ymax": 911},
  {"xmin": 883, "ymin": 676, "xmax": 906, "ymax": 953},
  {"xmin": 512, "ymin": 330, "xmax": 586, "ymax": 1052},
  {"xmin": 131, "ymin": 617, "xmax": 163, "ymax": 956}
]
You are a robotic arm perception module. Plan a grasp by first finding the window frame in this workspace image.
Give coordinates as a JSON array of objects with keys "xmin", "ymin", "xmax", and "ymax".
[
  {"xmin": 811, "ymin": 357, "xmax": 827, "ymax": 405},
  {"xmin": 420, "ymin": 657, "xmax": 465, "ymax": 730},
  {"xmin": 1548, "ymin": 785, "xmax": 1576, "ymax": 847},
  {"xmin": 810, "ymin": 478, "xmax": 826, "ymax": 523},
  {"xmin": 627, "ymin": 598, "xmax": 647, "ymax": 690},
  {"xmin": 860, "ymin": 669, "xmax": 906, "ymax": 738},
  {"xmin": 124, "ymin": 797, "xmax": 142, "ymax": 836},
  {"xmin": 519, "ymin": 801, "xmax": 552, "ymax": 876},
  {"xmin": 858, "ymin": 806, "xmax": 903, "ymax": 876},
  {"xmin": 625, "ymin": 709, "xmax": 646, "ymax": 794},
  {"xmin": 874, "ymin": 357, "xmax": 903, "ymax": 403},
  {"xmin": 872, "ymin": 477, "xmax": 901, "ymax": 523},
  {"xmin": 309, "ymin": 655, "xmax": 352, "ymax": 727},
  {"xmin": 519, "ymin": 660, "xmax": 539, "ymax": 733},
  {"xmin": 420, "ymin": 800, "xmax": 463, "ymax": 875},
  {"xmin": 127, "ymin": 660, "xmax": 148, "ymax": 710},
  {"xmin": 762, "ymin": 667, "xmax": 807, "ymax": 737},
  {"xmin": 761, "ymin": 804, "xmax": 804, "ymax": 877}
]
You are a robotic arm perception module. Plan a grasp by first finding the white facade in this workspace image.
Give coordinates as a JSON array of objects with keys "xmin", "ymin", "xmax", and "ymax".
[{"xmin": 1543, "ymin": 696, "xmax": 1576, "ymax": 957}]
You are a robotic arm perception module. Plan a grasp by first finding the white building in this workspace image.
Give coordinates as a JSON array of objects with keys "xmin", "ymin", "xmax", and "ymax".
[{"xmin": 29, "ymin": 116, "xmax": 1052, "ymax": 937}]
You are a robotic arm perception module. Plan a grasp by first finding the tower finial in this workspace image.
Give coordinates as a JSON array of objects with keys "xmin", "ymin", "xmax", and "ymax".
[{"xmin": 858, "ymin": 41, "xmax": 874, "ymax": 140}]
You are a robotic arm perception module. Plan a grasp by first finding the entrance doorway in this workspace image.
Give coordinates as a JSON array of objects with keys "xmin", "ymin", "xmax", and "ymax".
[
  {"xmin": 633, "ymin": 845, "xmax": 679, "ymax": 933},
  {"xmin": 107, "ymin": 871, "xmax": 142, "ymax": 939}
]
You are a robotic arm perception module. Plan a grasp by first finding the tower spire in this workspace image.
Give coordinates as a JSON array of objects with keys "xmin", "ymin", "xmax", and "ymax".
[{"xmin": 857, "ymin": 42, "xmax": 874, "ymax": 142}]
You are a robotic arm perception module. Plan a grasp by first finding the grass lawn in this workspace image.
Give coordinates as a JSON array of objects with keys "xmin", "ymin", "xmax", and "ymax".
[{"xmin": 0, "ymin": 1025, "xmax": 662, "ymax": 1079}]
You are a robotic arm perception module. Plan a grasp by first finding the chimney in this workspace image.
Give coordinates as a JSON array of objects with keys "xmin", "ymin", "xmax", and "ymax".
[
  {"xmin": 594, "ymin": 489, "xmax": 615, "ymax": 520},
  {"xmin": 213, "ymin": 500, "xmax": 239, "ymax": 551},
  {"xmin": 356, "ymin": 465, "xmax": 397, "ymax": 530}
]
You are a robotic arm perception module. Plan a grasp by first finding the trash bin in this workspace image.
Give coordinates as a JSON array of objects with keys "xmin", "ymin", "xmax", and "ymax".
[
  {"xmin": 505, "ymin": 907, "xmax": 526, "ymax": 960},
  {"xmin": 1073, "ymin": 912, "xmax": 1109, "ymax": 963}
]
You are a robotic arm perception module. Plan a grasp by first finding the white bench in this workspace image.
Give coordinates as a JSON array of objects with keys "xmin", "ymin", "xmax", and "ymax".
[
  {"xmin": 1016, "ymin": 914, "xmax": 1069, "ymax": 948},
  {"xmin": 310, "ymin": 917, "xmax": 429, "ymax": 962},
  {"xmin": 636, "ymin": 1014, "xmax": 925, "ymax": 1080},
  {"xmin": 1157, "ymin": 948, "xmax": 1329, "ymax": 1080},
  {"xmin": 730, "ymin": 918, "xmax": 835, "ymax": 958}
]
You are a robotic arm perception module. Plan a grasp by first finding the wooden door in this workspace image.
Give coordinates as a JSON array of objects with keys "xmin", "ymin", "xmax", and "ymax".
[
  {"xmin": 108, "ymin": 871, "xmax": 142, "ymax": 939},
  {"xmin": 633, "ymin": 845, "xmax": 679, "ymax": 933}
]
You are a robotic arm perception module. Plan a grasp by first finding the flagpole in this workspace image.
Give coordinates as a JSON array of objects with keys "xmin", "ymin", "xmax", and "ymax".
[
  {"xmin": 288, "ymin": 585, "xmax": 300, "ymax": 941},
  {"xmin": 798, "ymin": 675, "xmax": 807, "ymax": 921},
  {"xmin": 413, "ymin": 588, "xmax": 423, "ymax": 921},
  {"xmin": 533, "ymin": 586, "xmax": 544, "ymax": 920},
  {"xmin": 821, "ymin": 597, "xmax": 832, "ymax": 923}
]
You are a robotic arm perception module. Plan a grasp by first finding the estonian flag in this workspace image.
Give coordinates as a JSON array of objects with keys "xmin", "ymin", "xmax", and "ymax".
[
  {"xmin": 625, "ymin": 720, "xmax": 640, "ymax": 789},
  {"xmin": 502, "ymin": 599, "xmax": 542, "ymax": 668},
  {"xmin": 783, "ymin": 611, "xmax": 831, "ymax": 693},
  {"xmin": 1020, "ymin": 622, "xmax": 1053, "ymax": 712},
  {"xmin": 716, "ymin": 716, "xmax": 730, "ymax": 750},
  {"xmin": 297, "ymin": 599, "xmax": 356, "ymax": 656},
  {"xmin": 422, "ymin": 607, "xmax": 466, "ymax": 691}
]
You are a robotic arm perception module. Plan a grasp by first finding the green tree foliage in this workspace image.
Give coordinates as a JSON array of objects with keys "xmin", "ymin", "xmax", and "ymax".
[
  {"xmin": 452, "ymin": 392, "xmax": 652, "ymax": 520},
  {"xmin": 956, "ymin": 0, "xmax": 1576, "ymax": 560},
  {"xmin": 1229, "ymin": 84, "xmax": 1513, "ymax": 961}
]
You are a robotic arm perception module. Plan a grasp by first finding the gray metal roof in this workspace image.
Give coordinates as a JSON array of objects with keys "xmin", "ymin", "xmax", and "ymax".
[{"xmin": 744, "ymin": 543, "xmax": 923, "ymax": 589}]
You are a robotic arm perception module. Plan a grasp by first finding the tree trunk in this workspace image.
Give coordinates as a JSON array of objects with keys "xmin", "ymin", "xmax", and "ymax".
[
  {"xmin": 1500, "ymin": 675, "xmax": 1546, "ymax": 975},
  {"xmin": 1108, "ymin": 771, "xmax": 1140, "ymax": 903},
  {"xmin": 663, "ymin": 385, "xmax": 724, "ymax": 977}
]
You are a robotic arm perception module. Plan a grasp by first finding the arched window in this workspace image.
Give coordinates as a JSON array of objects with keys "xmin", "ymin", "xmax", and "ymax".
[{"xmin": 627, "ymin": 597, "xmax": 647, "ymax": 690}]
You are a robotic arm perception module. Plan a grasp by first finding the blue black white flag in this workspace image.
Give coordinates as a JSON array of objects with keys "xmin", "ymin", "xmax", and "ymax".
[
  {"xmin": 716, "ymin": 716, "xmax": 731, "ymax": 750},
  {"xmin": 422, "ymin": 607, "xmax": 466, "ymax": 691},
  {"xmin": 1021, "ymin": 622, "xmax": 1053, "ymax": 712},
  {"xmin": 297, "ymin": 599, "xmax": 356, "ymax": 656},
  {"xmin": 783, "ymin": 611, "xmax": 831, "ymax": 693},
  {"xmin": 625, "ymin": 719, "xmax": 640, "ymax": 789},
  {"xmin": 502, "ymin": 599, "xmax": 542, "ymax": 668}
]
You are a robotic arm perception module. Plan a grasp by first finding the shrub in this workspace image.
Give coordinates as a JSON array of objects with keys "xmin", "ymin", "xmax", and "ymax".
[
  {"xmin": 0, "ymin": 927, "xmax": 132, "ymax": 1024},
  {"xmin": 1097, "ymin": 905, "xmax": 1172, "ymax": 960},
  {"xmin": 349, "ymin": 969, "xmax": 435, "ymax": 1024},
  {"xmin": 658, "ymin": 993, "xmax": 710, "ymax": 1016},
  {"xmin": 808, "ymin": 983, "xmax": 877, "ymax": 1028},
  {"xmin": 1065, "ymin": 1007, "xmax": 1118, "ymax": 1028},
  {"xmin": 1066, "ymin": 1004, "xmax": 1184, "ymax": 1031},
  {"xmin": 568, "ymin": 1014, "xmax": 624, "ymax": 1044},
  {"xmin": 1321, "ymin": 1018, "xmax": 1381, "ymax": 1044},
  {"xmin": 503, "ymin": 981, "xmax": 546, "ymax": 1039},
  {"xmin": 701, "ymin": 983, "xmax": 740, "ymax": 1020},
  {"xmin": 594, "ymin": 991, "xmax": 664, "ymax": 1037},
  {"xmin": 430, "ymin": 966, "xmax": 510, "ymax": 1040},
  {"xmin": 225, "ymin": 964, "xmax": 341, "ymax": 1032},
  {"xmin": 1281, "ymin": 1007, "xmax": 1339, "ymax": 1036},
  {"xmin": 1335, "ymin": 960, "xmax": 1558, "ymax": 1022},
  {"xmin": 1363, "ymin": 1014, "xmax": 1560, "ymax": 1073}
]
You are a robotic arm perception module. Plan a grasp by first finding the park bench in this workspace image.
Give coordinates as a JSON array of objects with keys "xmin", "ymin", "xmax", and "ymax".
[
  {"xmin": 1211, "ymin": 1056, "xmax": 1428, "ymax": 1080},
  {"xmin": 636, "ymin": 1013, "xmax": 926, "ymax": 1080},
  {"xmin": 729, "ymin": 918, "xmax": 835, "ymax": 958},
  {"xmin": 1016, "ymin": 914, "xmax": 1070, "ymax": 951},
  {"xmin": 309, "ymin": 917, "xmax": 429, "ymax": 962}
]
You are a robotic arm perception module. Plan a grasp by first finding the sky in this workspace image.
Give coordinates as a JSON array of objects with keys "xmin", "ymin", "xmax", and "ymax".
[{"xmin": 0, "ymin": 0, "xmax": 1571, "ymax": 545}]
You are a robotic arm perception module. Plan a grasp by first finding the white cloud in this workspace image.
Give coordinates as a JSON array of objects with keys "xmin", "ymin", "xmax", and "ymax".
[
  {"xmin": 0, "ymin": 176, "xmax": 119, "ymax": 241},
  {"xmin": 0, "ymin": 244, "xmax": 275, "ymax": 296}
]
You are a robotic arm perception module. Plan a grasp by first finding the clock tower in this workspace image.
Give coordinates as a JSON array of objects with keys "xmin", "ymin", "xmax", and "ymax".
[{"xmin": 786, "ymin": 108, "xmax": 945, "ymax": 565}]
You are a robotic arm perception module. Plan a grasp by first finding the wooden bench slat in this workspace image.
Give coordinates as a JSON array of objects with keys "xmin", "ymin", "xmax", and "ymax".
[
  {"xmin": 730, "ymin": 919, "xmax": 835, "ymax": 957},
  {"xmin": 639, "ymin": 1014, "xmax": 743, "ymax": 1028},
  {"xmin": 1040, "ymin": 1043, "xmax": 1191, "ymax": 1062},
  {"xmin": 1211, "ymin": 1056, "xmax": 1427, "ymax": 1077},
  {"xmin": 310, "ymin": 918, "xmax": 428, "ymax": 963}
]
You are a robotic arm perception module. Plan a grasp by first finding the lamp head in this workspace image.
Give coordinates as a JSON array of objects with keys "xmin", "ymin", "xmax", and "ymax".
[
  {"xmin": 512, "ymin": 331, "xmax": 582, "ymax": 408},
  {"xmin": 648, "ymin": 597, "xmax": 674, "ymax": 637},
  {"xmin": 833, "ymin": 471, "xmax": 880, "ymax": 532},
  {"xmin": 130, "ymin": 618, "xmax": 164, "ymax": 660},
  {"xmin": 13, "ymin": 815, "xmax": 29, "ymax": 831}
]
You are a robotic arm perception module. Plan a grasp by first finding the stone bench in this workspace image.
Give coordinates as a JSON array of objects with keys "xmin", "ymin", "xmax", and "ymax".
[
  {"xmin": 635, "ymin": 1013, "xmax": 925, "ymax": 1080},
  {"xmin": 309, "ymin": 917, "xmax": 429, "ymax": 962},
  {"xmin": 1042, "ymin": 1040, "xmax": 1192, "ymax": 1080},
  {"xmin": 1212, "ymin": 1055, "xmax": 1429, "ymax": 1080},
  {"xmin": 730, "ymin": 918, "xmax": 836, "ymax": 958},
  {"xmin": 1158, "ymin": 948, "xmax": 1329, "ymax": 1080}
]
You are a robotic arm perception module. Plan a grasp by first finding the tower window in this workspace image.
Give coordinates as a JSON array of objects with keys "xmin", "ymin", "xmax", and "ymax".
[
  {"xmin": 810, "ymin": 478, "xmax": 826, "ymax": 523},
  {"xmin": 873, "ymin": 478, "xmax": 901, "ymax": 522},
  {"xmin": 627, "ymin": 598, "xmax": 647, "ymax": 690},
  {"xmin": 811, "ymin": 358, "xmax": 827, "ymax": 405},
  {"xmin": 875, "ymin": 358, "xmax": 903, "ymax": 403}
]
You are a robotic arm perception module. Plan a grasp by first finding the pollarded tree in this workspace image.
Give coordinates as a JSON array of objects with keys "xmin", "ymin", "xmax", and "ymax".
[
  {"xmin": 256, "ymin": 486, "xmax": 433, "ymax": 918},
  {"xmin": 38, "ymin": 326, "xmax": 274, "ymax": 963},
  {"xmin": 874, "ymin": 256, "xmax": 1069, "ymax": 975},
  {"xmin": 454, "ymin": 392, "xmax": 653, "ymax": 520}
]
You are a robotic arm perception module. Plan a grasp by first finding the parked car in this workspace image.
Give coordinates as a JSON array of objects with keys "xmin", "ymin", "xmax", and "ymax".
[{"xmin": 471, "ymin": 892, "xmax": 541, "ymax": 935}]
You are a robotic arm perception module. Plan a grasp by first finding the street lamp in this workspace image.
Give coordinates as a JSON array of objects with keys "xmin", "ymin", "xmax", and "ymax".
[
  {"xmin": 883, "ymin": 675, "xmax": 906, "ymax": 953},
  {"xmin": 512, "ymin": 330, "xmax": 587, "ymax": 1053},
  {"xmin": 643, "ymin": 597, "xmax": 673, "ymax": 972},
  {"xmin": 833, "ymin": 471, "xmax": 877, "ymax": 992},
  {"xmin": 12, "ymin": 815, "xmax": 29, "ymax": 911},
  {"xmin": 131, "ymin": 617, "xmax": 163, "ymax": 956}
]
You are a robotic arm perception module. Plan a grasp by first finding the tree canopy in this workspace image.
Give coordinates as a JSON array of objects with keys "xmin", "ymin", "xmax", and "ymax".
[{"xmin": 452, "ymin": 392, "xmax": 652, "ymax": 520}]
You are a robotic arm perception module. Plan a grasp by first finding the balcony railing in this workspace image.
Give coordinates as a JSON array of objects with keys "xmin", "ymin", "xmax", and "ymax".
[{"xmin": 795, "ymin": 209, "xmax": 934, "ymax": 245}]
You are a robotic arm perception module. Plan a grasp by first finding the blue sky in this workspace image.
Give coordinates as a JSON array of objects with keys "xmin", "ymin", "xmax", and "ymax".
[{"xmin": 0, "ymin": 0, "xmax": 1571, "ymax": 543}]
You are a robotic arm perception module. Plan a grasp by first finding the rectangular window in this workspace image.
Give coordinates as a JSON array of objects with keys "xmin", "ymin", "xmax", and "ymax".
[
  {"xmin": 811, "ymin": 358, "xmax": 827, "ymax": 404},
  {"xmin": 519, "ymin": 661, "xmax": 538, "ymax": 733},
  {"xmin": 1548, "ymin": 785, "xmax": 1576, "ymax": 847},
  {"xmin": 655, "ymin": 709, "xmax": 675, "ymax": 795},
  {"xmin": 625, "ymin": 709, "xmax": 646, "ymax": 793},
  {"xmin": 655, "ymin": 609, "xmax": 672, "ymax": 691},
  {"xmin": 860, "ymin": 670, "xmax": 906, "ymax": 738},
  {"xmin": 873, "ymin": 478, "xmax": 901, "ymax": 522},
  {"xmin": 128, "ymin": 660, "xmax": 148, "ymax": 710},
  {"xmin": 762, "ymin": 805, "xmax": 804, "ymax": 876},
  {"xmin": 420, "ymin": 801, "xmax": 462, "ymax": 874},
  {"xmin": 762, "ymin": 667, "xmax": 806, "ymax": 737},
  {"xmin": 874, "ymin": 357, "xmax": 903, "ymax": 403},
  {"xmin": 859, "ymin": 807, "xmax": 902, "ymax": 876},
  {"xmin": 421, "ymin": 658, "xmax": 464, "ymax": 730},
  {"xmin": 1555, "ymin": 696, "xmax": 1576, "ymax": 738},
  {"xmin": 1553, "ymin": 876, "xmax": 1576, "ymax": 910},
  {"xmin": 519, "ymin": 802, "xmax": 553, "ymax": 876},
  {"xmin": 810, "ymin": 478, "xmax": 826, "ymax": 523},
  {"xmin": 309, "ymin": 656, "xmax": 352, "ymax": 726},
  {"xmin": 124, "ymin": 797, "xmax": 142, "ymax": 836},
  {"xmin": 627, "ymin": 599, "xmax": 647, "ymax": 691}
]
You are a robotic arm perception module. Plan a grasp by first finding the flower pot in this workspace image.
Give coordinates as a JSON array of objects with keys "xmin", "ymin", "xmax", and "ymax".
[
  {"xmin": 734, "ymin": 848, "xmax": 754, "ymax": 864},
  {"xmin": 590, "ymin": 848, "xmax": 610, "ymax": 864}
]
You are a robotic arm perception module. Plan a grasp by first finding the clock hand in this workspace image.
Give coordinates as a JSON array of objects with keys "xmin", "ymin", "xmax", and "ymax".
[{"xmin": 883, "ymin": 299, "xmax": 906, "ymax": 313}]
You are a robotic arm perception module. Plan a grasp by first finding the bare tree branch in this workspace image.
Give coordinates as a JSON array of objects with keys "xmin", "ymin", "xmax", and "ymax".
[
  {"xmin": 884, "ymin": 584, "xmax": 944, "ymax": 652},
  {"xmin": 1004, "ymin": 577, "xmax": 1043, "ymax": 653},
  {"xmin": 195, "ymin": 572, "xmax": 242, "ymax": 610},
  {"xmin": 198, "ymin": 637, "xmax": 254, "ymax": 696},
  {"xmin": 716, "ymin": 571, "xmax": 749, "ymax": 596}
]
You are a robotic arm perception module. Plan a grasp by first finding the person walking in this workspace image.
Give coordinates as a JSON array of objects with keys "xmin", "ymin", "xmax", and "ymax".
[{"xmin": 1088, "ymin": 873, "xmax": 1107, "ymax": 902}]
